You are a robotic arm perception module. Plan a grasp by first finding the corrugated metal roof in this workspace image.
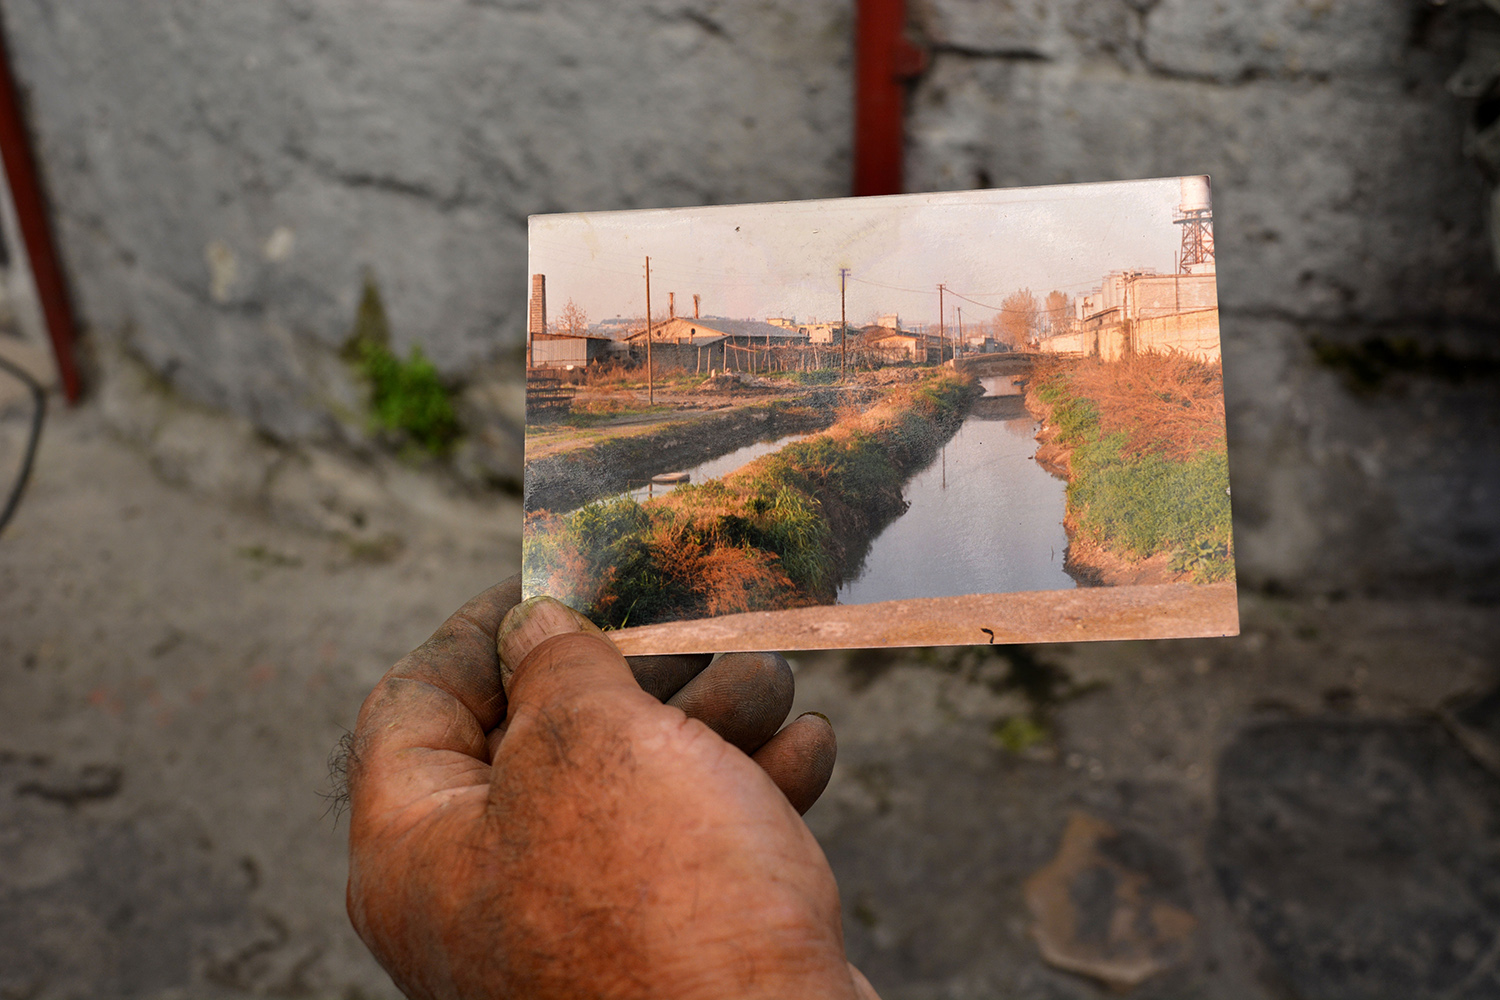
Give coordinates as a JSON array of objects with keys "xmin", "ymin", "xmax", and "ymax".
[
  {"xmin": 632, "ymin": 317, "xmax": 807, "ymax": 341},
  {"xmin": 695, "ymin": 317, "xmax": 806, "ymax": 339},
  {"xmin": 862, "ymin": 326, "xmax": 920, "ymax": 342}
]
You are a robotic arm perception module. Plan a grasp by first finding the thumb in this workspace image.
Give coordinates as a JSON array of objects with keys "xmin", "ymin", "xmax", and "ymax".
[{"xmin": 497, "ymin": 596, "xmax": 644, "ymax": 717}]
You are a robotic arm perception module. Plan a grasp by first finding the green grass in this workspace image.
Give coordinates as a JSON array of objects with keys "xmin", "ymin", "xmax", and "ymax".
[
  {"xmin": 525, "ymin": 370, "xmax": 977, "ymax": 626},
  {"xmin": 1038, "ymin": 370, "xmax": 1233, "ymax": 582}
]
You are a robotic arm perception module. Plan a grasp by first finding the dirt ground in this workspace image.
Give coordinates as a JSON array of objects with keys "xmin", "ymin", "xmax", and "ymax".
[{"xmin": 2, "ymin": 393, "xmax": 1499, "ymax": 999}]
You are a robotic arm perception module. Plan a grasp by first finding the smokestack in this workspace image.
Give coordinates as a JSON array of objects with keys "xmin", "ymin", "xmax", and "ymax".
[
  {"xmin": 528, "ymin": 274, "xmax": 547, "ymax": 337},
  {"xmin": 669, "ymin": 292, "xmax": 675, "ymax": 319},
  {"xmin": 693, "ymin": 294, "xmax": 700, "ymax": 319},
  {"xmin": 528, "ymin": 273, "xmax": 546, "ymax": 369}
]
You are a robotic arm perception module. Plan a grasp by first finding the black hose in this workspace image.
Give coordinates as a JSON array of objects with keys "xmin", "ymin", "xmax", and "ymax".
[{"xmin": 0, "ymin": 351, "xmax": 44, "ymax": 535}]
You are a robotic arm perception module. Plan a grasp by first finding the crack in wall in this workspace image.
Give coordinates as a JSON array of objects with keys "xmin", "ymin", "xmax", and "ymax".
[
  {"xmin": 928, "ymin": 42, "xmax": 1052, "ymax": 63},
  {"xmin": 280, "ymin": 142, "xmax": 485, "ymax": 213}
]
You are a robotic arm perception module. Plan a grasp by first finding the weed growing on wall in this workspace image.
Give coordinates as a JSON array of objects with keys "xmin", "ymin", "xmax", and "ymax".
[{"xmin": 344, "ymin": 278, "xmax": 461, "ymax": 456}]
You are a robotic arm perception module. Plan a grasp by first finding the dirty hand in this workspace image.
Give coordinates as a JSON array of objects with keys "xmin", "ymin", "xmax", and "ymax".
[{"xmin": 344, "ymin": 576, "xmax": 881, "ymax": 1000}]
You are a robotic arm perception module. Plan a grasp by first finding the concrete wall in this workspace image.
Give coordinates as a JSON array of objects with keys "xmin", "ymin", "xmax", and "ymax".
[
  {"xmin": 906, "ymin": 0, "xmax": 1500, "ymax": 598},
  {"xmin": 530, "ymin": 336, "xmax": 607, "ymax": 370},
  {"xmin": 1, "ymin": 0, "xmax": 1497, "ymax": 597},
  {"xmin": 1099, "ymin": 322, "xmax": 1126, "ymax": 363},
  {"xmin": 1132, "ymin": 308, "xmax": 1222, "ymax": 363},
  {"xmin": 1128, "ymin": 274, "xmax": 1218, "ymax": 321},
  {"xmin": 1037, "ymin": 330, "xmax": 1092, "ymax": 356},
  {"xmin": 0, "ymin": 0, "xmax": 852, "ymax": 441}
]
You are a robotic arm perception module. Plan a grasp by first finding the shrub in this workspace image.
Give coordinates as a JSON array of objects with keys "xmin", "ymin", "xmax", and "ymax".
[
  {"xmin": 524, "ymin": 369, "xmax": 977, "ymax": 626},
  {"xmin": 345, "ymin": 278, "xmax": 460, "ymax": 455}
]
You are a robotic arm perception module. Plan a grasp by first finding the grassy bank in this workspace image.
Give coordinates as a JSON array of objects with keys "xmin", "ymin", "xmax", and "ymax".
[
  {"xmin": 1029, "ymin": 353, "xmax": 1234, "ymax": 584},
  {"xmin": 524, "ymin": 398, "xmax": 832, "ymax": 512},
  {"xmin": 524, "ymin": 370, "xmax": 976, "ymax": 627}
]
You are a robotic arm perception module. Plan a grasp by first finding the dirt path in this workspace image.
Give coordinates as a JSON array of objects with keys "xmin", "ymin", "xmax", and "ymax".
[
  {"xmin": 524, "ymin": 392, "xmax": 778, "ymax": 461},
  {"xmin": 0, "ymin": 401, "xmax": 519, "ymax": 997},
  {"xmin": 3, "ymin": 392, "xmax": 1497, "ymax": 1000},
  {"xmin": 523, "ymin": 391, "xmax": 841, "ymax": 513}
]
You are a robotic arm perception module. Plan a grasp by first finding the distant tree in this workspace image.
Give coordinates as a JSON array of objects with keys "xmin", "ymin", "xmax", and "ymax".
[
  {"xmin": 558, "ymin": 299, "xmax": 589, "ymax": 337},
  {"xmin": 997, "ymin": 288, "xmax": 1039, "ymax": 348},
  {"xmin": 1044, "ymin": 290, "xmax": 1073, "ymax": 336}
]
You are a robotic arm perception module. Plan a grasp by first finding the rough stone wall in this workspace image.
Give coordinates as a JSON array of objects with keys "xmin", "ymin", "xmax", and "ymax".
[
  {"xmin": 0, "ymin": 0, "xmax": 853, "ymax": 441},
  {"xmin": 907, "ymin": 0, "xmax": 1500, "ymax": 598},
  {"xmin": 1, "ymin": 0, "xmax": 1496, "ymax": 598}
]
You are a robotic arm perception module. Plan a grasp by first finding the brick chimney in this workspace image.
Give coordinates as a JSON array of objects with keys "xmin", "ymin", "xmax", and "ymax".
[
  {"xmin": 669, "ymin": 292, "xmax": 676, "ymax": 319},
  {"xmin": 528, "ymin": 273, "xmax": 546, "ymax": 368},
  {"xmin": 693, "ymin": 294, "xmax": 701, "ymax": 319}
]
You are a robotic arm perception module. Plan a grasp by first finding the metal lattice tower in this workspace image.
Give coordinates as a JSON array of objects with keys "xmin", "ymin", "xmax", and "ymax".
[
  {"xmin": 1176, "ymin": 209, "xmax": 1215, "ymax": 271},
  {"xmin": 1174, "ymin": 176, "xmax": 1215, "ymax": 273}
]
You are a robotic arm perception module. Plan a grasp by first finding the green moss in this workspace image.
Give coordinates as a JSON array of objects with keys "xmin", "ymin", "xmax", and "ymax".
[
  {"xmin": 993, "ymin": 714, "xmax": 1050, "ymax": 753},
  {"xmin": 234, "ymin": 544, "xmax": 302, "ymax": 568},
  {"xmin": 344, "ymin": 277, "xmax": 461, "ymax": 456}
]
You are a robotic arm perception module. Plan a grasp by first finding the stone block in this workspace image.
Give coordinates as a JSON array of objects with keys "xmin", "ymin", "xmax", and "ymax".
[
  {"xmin": 1143, "ymin": 0, "xmax": 1416, "ymax": 82},
  {"xmin": 912, "ymin": 0, "xmax": 1141, "ymax": 63},
  {"xmin": 908, "ymin": 57, "xmax": 1496, "ymax": 327},
  {"xmin": 0, "ymin": 0, "xmax": 852, "ymax": 434}
]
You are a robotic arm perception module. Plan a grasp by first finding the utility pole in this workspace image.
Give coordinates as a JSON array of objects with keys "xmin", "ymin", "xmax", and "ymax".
[
  {"xmin": 937, "ymin": 283, "xmax": 946, "ymax": 366},
  {"xmin": 840, "ymin": 267, "xmax": 850, "ymax": 375},
  {"xmin": 644, "ymin": 256, "xmax": 654, "ymax": 405},
  {"xmin": 957, "ymin": 306, "xmax": 963, "ymax": 361}
]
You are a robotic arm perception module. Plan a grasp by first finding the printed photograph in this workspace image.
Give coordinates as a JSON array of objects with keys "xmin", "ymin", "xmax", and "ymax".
[{"xmin": 522, "ymin": 178, "xmax": 1238, "ymax": 654}]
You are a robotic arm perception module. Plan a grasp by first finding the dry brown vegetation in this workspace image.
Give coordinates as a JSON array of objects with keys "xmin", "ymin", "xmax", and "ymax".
[
  {"xmin": 1027, "ymin": 349, "xmax": 1234, "ymax": 584},
  {"xmin": 1033, "ymin": 351, "xmax": 1227, "ymax": 461},
  {"xmin": 524, "ymin": 371, "xmax": 977, "ymax": 627}
]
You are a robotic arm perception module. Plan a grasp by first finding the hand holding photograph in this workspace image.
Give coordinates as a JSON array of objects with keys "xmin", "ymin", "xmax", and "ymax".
[{"xmin": 522, "ymin": 177, "xmax": 1237, "ymax": 654}]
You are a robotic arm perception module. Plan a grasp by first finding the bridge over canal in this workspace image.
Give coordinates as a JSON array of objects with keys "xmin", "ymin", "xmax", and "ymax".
[
  {"xmin": 953, "ymin": 352, "xmax": 1039, "ymax": 419},
  {"xmin": 951, "ymin": 351, "xmax": 1038, "ymax": 377}
]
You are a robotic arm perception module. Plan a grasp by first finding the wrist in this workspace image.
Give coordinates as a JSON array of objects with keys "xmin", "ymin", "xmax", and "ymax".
[{"xmin": 642, "ymin": 909, "xmax": 861, "ymax": 1000}]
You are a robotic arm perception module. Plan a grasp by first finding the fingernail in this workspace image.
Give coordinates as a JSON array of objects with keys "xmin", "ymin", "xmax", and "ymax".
[
  {"xmin": 497, "ymin": 596, "xmax": 604, "ymax": 688},
  {"xmin": 798, "ymin": 711, "xmax": 831, "ymax": 724}
]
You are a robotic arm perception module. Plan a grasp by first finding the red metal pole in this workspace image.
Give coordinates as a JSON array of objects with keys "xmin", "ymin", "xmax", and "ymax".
[
  {"xmin": 0, "ymin": 24, "xmax": 82, "ymax": 402},
  {"xmin": 854, "ymin": 0, "xmax": 927, "ymax": 197}
]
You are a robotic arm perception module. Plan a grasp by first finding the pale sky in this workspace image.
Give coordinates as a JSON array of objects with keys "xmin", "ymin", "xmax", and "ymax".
[{"xmin": 528, "ymin": 177, "xmax": 1199, "ymax": 331}]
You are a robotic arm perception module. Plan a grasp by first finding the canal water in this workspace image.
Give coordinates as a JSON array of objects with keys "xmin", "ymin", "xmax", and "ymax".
[
  {"xmin": 624, "ymin": 432, "xmax": 812, "ymax": 503},
  {"xmin": 836, "ymin": 375, "xmax": 1075, "ymax": 604}
]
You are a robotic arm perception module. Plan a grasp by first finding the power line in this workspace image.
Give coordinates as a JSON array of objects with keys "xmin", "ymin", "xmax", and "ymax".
[
  {"xmin": 847, "ymin": 275, "xmax": 931, "ymax": 294},
  {"xmin": 945, "ymin": 288, "xmax": 1074, "ymax": 315}
]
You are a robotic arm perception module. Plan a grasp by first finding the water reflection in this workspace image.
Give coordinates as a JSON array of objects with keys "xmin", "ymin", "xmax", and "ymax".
[
  {"xmin": 837, "ymin": 375, "xmax": 1074, "ymax": 604},
  {"xmin": 625, "ymin": 432, "xmax": 811, "ymax": 503}
]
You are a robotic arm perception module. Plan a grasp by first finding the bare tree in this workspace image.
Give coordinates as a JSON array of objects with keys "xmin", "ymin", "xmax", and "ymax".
[
  {"xmin": 997, "ymin": 288, "xmax": 1039, "ymax": 348},
  {"xmin": 1043, "ymin": 290, "xmax": 1073, "ymax": 336},
  {"xmin": 558, "ymin": 299, "xmax": 589, "ymax": 337}
]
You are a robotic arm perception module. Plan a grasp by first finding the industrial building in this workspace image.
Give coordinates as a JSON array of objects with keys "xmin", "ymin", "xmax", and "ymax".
[
  {"xmin": 1040, "ymin": 176, "xmax": 1221, "ymax": 363},
  {"xmin": 625, "ymin": 316, "xmax": 809, "ymax": 371}
]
